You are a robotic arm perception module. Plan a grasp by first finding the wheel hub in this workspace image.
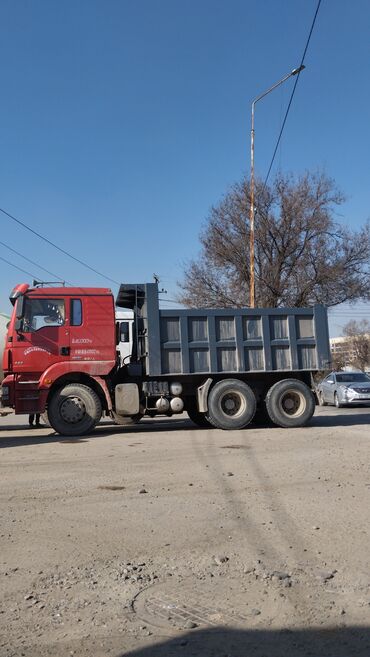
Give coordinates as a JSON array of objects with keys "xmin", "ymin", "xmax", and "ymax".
[
  {"xmin": 60, "ymin": 396, "xmax": 86, "ymax": 424},
  {"xmin": 280, "ymin": 390, "xmax": 305, "ymax": 417},
  {"xmin": 221, "ymin": 392, "xmax": 246, "ymax": 418}
]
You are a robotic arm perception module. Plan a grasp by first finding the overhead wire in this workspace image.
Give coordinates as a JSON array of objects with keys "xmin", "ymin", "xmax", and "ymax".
[
  {"xmin": 0, "ymin": 254, "xmax": 39, "ymax": 280},
  {"xmin": 263, "ymin": 0, "xmax": 322, "ymax": 189},
  {"xmin": 0, "ymin": 206, "xmax": 120, "ymax": 286},
  {"xmin": 0, "ymin": 239, "xmax": 64, "ymax": 282}
]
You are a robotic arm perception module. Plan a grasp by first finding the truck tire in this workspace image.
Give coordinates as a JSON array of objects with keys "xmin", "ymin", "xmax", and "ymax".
[
  {"xmin": 206, "ymin": 379, "xmax": 256, "ymax": 430},
  {"xmin": 265, "ymin": 379, "xmax": 315, "ymax": 428},
  {"xmin": 48, "ymin": 383, "xmax": 102, "ymax": 436}
]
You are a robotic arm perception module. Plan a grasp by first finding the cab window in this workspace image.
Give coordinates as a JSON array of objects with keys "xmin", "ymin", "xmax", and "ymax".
[
  {"xmin": 23, "ymin": 298, "xmax": 65, "ymax": 331},
  {"xmin": 120, "ymin": 321, "xmax": 130, "ymax": 343},
  {"xmin": 71, "ymin": 299, "xmax": 82, "ymax": 326}
]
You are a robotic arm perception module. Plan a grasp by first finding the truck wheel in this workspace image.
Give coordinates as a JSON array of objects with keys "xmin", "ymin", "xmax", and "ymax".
[
  {"xmin": 265, "ymin": 379, "xmax": 315, "ymax": 428},
  {"xmin": 206, "ymin": 379, "xmax": 256, "ymax": 430},
  {"xmin": 48, "ymin": 384, "xmax": 102, "ymax": 436}
]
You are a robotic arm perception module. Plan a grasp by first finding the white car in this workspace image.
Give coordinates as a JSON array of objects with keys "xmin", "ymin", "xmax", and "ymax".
[{"xmin": 317, "ymin": 371, "xmax": 370, "ymax": 408}]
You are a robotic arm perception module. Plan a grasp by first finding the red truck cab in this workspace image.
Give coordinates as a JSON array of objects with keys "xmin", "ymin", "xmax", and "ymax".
[{"xmin": 2, "ymin": 283, "xmax": 117, "ymax": 428}]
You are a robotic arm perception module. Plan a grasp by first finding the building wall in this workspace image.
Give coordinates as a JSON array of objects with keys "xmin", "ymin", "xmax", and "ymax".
[{"xmin": 330, "ymin": 334, "xmax": 370, "ymax": 369}]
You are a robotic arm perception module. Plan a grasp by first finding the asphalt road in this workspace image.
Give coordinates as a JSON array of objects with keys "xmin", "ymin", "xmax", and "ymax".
[{"xmin": 1, "ymin": 406, "xmax": 370, "ymax": 657}]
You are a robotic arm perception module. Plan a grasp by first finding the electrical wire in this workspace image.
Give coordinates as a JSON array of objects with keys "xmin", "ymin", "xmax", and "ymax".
[
  {"xmin": 0, "ymin": 254, "xmax": 38, "ymax": 280},
  {"xmin": 0, "ymin": 206, "xmax": 120, "ymax": 286},
  {"xmin": 263, "ymin": 0, "xmax": 322, "ymax": 189},
  {"xmin": 0, "ymin": 240, "xmax": 63, "ymax": 282}
]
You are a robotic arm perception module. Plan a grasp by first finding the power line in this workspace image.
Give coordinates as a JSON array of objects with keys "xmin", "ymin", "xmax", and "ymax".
[
  {"xmin": 0, "ymin": 206, "xmax": 120, "ymax": 286},
  {"xmin": 263, "ymin": 0, "xmax": 322, "ymax": 188},
  {"xmin": 0, "ymin": 240, "xmax": 63, "ymax": 282},
  {"xmin": 0, "ymin": 254, "xmax": 38, "ymax": 280},
  {"xmin": 328, "ymin": 308, "xmax": 370, "ymax": 314}
]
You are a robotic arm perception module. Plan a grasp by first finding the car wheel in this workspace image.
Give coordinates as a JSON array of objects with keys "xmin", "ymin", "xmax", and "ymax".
[{"xmin": 334, "ymin": 393, "xmax": 342, "ymax": 408}]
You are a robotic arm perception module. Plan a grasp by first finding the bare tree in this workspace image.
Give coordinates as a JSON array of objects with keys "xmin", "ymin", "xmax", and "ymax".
[
  {"xmin": 343, "ymin": 320, "xmax": 370, "ymax": 371},
  {"xmin": 331, "ymin": 351, "xmax": 347, "ymax": 372},
  {"xmin": 179, "ymin": 172, "xmax": 370, "ymax": 308}
]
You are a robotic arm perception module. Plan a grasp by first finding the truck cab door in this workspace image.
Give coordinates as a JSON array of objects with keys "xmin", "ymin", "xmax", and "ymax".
[
  {"xmin": 117, "ymin": 320, "xmax": 133, "ymax": 365},
  {"xmin": 68, "ymin": 296, "xmax": 116, "ymax": 367}
]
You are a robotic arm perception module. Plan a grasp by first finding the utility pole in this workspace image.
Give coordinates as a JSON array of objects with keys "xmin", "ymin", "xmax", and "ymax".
[{"xmin": 249, "ymin": 65, "xmax": 305, "ymax": 307}]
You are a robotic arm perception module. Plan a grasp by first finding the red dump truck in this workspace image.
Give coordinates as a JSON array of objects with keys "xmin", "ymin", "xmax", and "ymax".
[{"xmin": 1, "ymin": 281, "xmax": 331, "ymax": 436}]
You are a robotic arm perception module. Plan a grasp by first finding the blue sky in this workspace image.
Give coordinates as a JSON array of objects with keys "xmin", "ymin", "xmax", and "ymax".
[{"xmin": 0, "ymin": 0, "xmax": 369, "ymax": 336}]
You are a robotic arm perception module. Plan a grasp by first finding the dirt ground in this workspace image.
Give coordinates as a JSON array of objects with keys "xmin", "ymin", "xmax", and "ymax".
[{"xmin": 1, "ymin": 406, "xmax": 370, "ymax": 657}]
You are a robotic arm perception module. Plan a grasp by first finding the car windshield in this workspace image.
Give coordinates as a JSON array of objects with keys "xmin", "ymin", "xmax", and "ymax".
[{"xmin": 336, "ymin": 373, "xmax": 370, "ymax": 383}]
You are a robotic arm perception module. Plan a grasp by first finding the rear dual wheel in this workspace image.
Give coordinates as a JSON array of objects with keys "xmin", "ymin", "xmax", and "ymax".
[
  {"xmin": 206, "ymin": 379, "xmax": 256, "ymax": 430},
  {"xmin": 265, "ymin": 379, "xmax": 315, "ymax": 428}
]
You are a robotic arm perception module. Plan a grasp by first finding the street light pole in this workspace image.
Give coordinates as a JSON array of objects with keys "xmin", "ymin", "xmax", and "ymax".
[{"xmin": 249, "ymin": 65, "xmax": 305, "ymax": 308}]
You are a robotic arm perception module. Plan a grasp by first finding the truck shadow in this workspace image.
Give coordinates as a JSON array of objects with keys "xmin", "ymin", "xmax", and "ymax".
[
  {"xmin": 0, "ymin": 417, "xmax": 209, "ymax": 448},
  {"xmin": 1, "ymin": 411, "xmax": 369, "ymax": 448},
  {"xmin": 311, "ymin": 410, "xmax": 370, "ymax": 427},
  {"xmin": 249, "ymin": 410, "xmax": 370, "ymax": 429},
  {"xmin": 117, "ymin": 625, "xmax": 370, "ymax": 657}
]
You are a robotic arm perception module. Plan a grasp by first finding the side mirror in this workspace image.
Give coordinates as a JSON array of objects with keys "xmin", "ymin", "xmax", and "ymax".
[{"xmin": 16, "ymin": 296, "xmax": 24, "ymax": 319}]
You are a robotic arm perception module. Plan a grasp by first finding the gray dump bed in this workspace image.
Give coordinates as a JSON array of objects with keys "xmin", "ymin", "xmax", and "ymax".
[{"xmin": 116, "ymin": 283, "xmax": 331, "ymax": 377}]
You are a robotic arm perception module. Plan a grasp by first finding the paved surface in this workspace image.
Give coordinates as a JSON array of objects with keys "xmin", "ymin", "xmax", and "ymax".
[{"xmin": 1, "ymin": 407, "xmax": 370, "ymax": 656}]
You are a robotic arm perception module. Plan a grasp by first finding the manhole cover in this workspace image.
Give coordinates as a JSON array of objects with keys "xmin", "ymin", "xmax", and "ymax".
[{"xmin": 133, "ymin": 576, "xmax": 281, "ymax": 633}]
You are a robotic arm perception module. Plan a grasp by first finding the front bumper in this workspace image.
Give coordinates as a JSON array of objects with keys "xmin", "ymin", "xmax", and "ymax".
[
  {"xmin": 1, "ymin": 374, "xmax": 48, "ymax": 414},
  {"xmin": 339, "ymin": 390, "xmax": 370, "ymax": 405}
]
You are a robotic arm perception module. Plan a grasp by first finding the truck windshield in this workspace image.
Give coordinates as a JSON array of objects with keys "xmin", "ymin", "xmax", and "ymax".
[{"xmin": 22, "ymin": 298, "xmax": 65, "ymax": 332}]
